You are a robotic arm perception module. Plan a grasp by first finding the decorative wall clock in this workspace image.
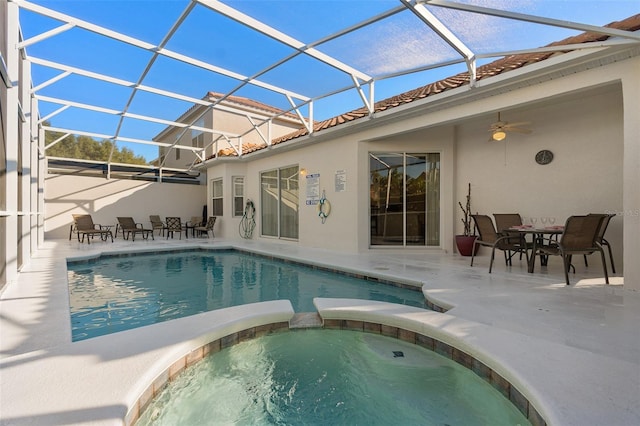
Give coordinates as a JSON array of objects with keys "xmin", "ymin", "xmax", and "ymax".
[{"xmin": 535, "ymin": 150, "xmax": 554, "ymax": 165}]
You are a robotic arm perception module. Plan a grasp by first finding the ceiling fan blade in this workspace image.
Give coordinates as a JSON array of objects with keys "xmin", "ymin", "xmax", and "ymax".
[
  {"xmin": 506, "ymin": 127, "xmax": 532, "ymax": 134},
  {"xmin": 488, "ymin": 114, "xmax": 532, "ymax": 135}
]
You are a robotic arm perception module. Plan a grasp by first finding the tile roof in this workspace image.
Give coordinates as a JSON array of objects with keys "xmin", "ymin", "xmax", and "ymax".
[
  {"xmin": 215, "ymin": 142, "xmax": 265, "ymax": 157},
  {"xmin": 208, "ymin": 14, "xmax": 640, "ymax": 160}
]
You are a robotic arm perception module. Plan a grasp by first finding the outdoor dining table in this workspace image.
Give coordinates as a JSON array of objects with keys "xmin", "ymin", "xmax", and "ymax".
[{"xmin": 507, "ymin": 225, "xmax": 564, "ymax": 273}]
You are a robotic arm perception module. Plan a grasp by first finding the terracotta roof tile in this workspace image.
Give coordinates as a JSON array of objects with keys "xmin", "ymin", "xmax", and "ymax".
[
  {"xmin": 213, "ymin": 141, "xmax": 266, "ymax": 158},
  {"xmin": 208, "ymin": 14, "xmax": 640, "ymax": 158}
]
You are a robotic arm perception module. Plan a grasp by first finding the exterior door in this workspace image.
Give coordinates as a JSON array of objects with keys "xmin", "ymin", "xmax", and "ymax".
[{"xmin": 370, "ymin": 153, "xmax": 439, "ymax": 246}]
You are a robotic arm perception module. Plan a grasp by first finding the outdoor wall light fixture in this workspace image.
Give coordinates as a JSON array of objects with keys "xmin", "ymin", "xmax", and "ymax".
[
  {"xmin": 299, "ymin": 168, "xmax": 308, "ymax": 177},
  {"xmin": 492, "ymin": 130, "xmax": 507, "ymax": 141}
]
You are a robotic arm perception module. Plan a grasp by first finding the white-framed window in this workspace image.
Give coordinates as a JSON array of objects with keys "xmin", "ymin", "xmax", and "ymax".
[
  {"xmin": 233, "ymin": 176, "xmax": 244, "ymax": 217},
  {"xmin": 211, "ymin": 178, "xmax": 223, "ymax": 216},
  {"xmin": 260, "ymin": 165, "xmax": 298, "ymax": 239}
]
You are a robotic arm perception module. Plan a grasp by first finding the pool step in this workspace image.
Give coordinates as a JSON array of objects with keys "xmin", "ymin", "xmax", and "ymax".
[{"xmin": 290, "ymin": 312, "xmax": 323, "ymax": 329}]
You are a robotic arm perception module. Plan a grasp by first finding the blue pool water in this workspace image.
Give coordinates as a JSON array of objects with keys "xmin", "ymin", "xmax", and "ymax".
[
  {"xmin": 136, "ymin": 330, "xmax": 531, "ymax": 425},
  {"xmin": 67, "ymin": 250, "xmax": 427, "ymax": 341}
]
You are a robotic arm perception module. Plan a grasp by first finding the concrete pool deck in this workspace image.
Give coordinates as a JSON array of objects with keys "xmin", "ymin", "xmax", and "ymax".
[{"xmin": 0, "ymin": 237, "xmax": 638, "ymax": 425}]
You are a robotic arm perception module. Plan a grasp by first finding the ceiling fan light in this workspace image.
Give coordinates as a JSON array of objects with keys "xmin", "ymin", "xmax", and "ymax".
[{"xmin": 492, "ymin": 130, "xmax": 506, "ymax": 141}]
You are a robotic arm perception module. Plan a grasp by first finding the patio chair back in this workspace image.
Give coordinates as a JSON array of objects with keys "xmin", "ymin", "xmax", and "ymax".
[
  {"xmin": 472, "ymin": 214, "xmax": 500, "ymax": 244},
  {"xmin": 149, "ymin": 215, "xmax": 163, "ymax": 227},
  {"xmin": 588, "ymin": 213, "xmax": 616, "ymax": 273},
  {"xmin": 166, "ymin": 217, "xmax": 181, "ymax": 230},
  {"xmin": 189, "ymin": 216, "xmax": 203, "ymax": 227},
  {"xmin": 539, "ymin": 215, "xmax": 609, "ymax": 285},
  {"xmin": 203, "ymin": 216, "xmax": 216, "ymax": 229},
  {"xmin": 590, "ymin": 213, "xmax": 615, "ymax": 242},
  {"xmin": 559, "ymin": 215, "xmax": 603, "ymax": 251},
  {"xmin": 195, "ymin": 216, "xmax": 217, "ymax": 238},
  {"xmin": 73, "ymin": 214, "xmax": 96, "ymax": 231},
  {"xmin": 493, "ymin": 213, "xmax": 523, "ymax": 233},
  {"xmin": 165, "ymin": 217, "xmax": 183, "ymax": 239},
  {"xmin": 471, "ymin": 214, "xmax": 529, "ymax": 273},
  {"xmin": 149, "ymin": 215, "xmax": 166, "ymax": 235},
  {"xmin": 117, "ymin": 217, "xmax": 137, "ymax": 230},
  {"xmin": 474, "ymin": 215, "xmax": 525, "ymax": 250}
]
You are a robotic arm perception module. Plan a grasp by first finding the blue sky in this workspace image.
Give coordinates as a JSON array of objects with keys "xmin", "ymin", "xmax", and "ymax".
[{"xmin": 18, "ymin": 0, "xmax": 639, "ymax": 162}]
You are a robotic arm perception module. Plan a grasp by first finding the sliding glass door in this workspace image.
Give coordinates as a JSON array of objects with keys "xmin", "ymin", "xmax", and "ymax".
[{"xmin": 369, "ymin": 153, "xmax": 440, "ymax": 247}]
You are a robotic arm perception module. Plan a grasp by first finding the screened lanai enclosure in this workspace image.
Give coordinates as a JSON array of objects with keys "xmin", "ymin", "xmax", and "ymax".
[
  {"xmin": 2, "ymin": 1, "xmax": 640, "ymax": 289},
  {"xmin": 8, "ymin": 0, "xmax": 640, "ymax": 170}
]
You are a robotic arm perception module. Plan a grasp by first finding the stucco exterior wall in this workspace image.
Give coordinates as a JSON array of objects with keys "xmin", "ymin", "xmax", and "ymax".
[
  {"xmin": 204, "ymin": 161, "xmax": 248, "ymax": 240},
  {"xmin": 44, "ymin": 174, "xmax": 207, "ymax": 239},
  {"xmin": 204, "ymin": 65, "xmax": 630, "ymax": 275},
  {"xmin": 157, "ymin": 105, "xmax": 301, "ymax": 170},
  {"xmin": 211, "ymin": 109, "xmax": 300, "ymax": 145},
  {"xmin": 206, "ymin": 123, "xmax": 456, "ymax": 253},
  {"xmin": 206, "ymin": 125, "xmax": 456, "ymax": 253},
  {"xmin": 455, "ymin": 87, "xmax": 624, "ymax": 268},
  {"xmin": 199, "ymin": 54, "xmax": 640, "ymax": 288},
  {"xmin": 205, "ymin": 139, "xmax": 362, "ymax": 252},
  {"xmin": 156, "ymin": 108, "xmax": 213, "ymax": 169}
]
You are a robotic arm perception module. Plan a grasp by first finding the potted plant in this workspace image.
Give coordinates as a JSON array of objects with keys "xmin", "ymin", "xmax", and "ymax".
[{"xmin": 455, "ymin": 183, "xmax": 478, "ymax": 256}]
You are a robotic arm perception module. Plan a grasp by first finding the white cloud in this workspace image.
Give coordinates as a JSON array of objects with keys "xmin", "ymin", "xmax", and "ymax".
[{"xmin": 333, "ymin": 0, "xmax": 539, "ymax": 76}]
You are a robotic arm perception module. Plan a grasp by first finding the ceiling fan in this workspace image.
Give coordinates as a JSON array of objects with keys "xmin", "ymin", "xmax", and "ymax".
[{"xmin": 489, "ymin": 112, "xmax": 532, "ymax": 141}]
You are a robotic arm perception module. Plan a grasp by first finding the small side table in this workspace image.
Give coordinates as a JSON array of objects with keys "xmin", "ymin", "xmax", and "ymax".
[{"xmin": 100, "ymin": 225, "xmax": 115, "ymax": 241}]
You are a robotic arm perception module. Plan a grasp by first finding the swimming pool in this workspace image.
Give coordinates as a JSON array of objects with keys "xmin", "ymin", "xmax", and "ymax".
[
  {"xmin": 67, "ymin": 249, "xmax": 427, "ymax": 341},
  {"xmin": 135, "ymin": 329, "xmax": 531, "ymax": 425}
]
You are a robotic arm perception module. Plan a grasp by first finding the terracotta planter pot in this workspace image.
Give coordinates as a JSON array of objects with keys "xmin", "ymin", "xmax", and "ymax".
[{"xmin": 455, "ymin": 235, "xmax": 479, "ymax": 256}]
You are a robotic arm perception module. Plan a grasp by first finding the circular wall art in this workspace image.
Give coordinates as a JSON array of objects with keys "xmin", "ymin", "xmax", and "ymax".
[{"xmin": 535, "ymin": 149, "xmax": 554, "ymax": 165}]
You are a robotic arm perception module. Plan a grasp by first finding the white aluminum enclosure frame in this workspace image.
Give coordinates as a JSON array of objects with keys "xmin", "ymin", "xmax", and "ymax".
[{"xmin": 7, "ymin": 0, "xmax": 640, "ymax": 175}]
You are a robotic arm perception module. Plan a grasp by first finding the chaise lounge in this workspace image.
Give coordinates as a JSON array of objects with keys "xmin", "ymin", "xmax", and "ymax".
[
  {"xmin": 116, "ymin": 217, "xmax": 155, "ymax": 241},
  {"xmin": 149, "ymin": 215, "xmax": 168, "ymax": 236},
  {"xmin": 72, "ymin": 214, "xmax": 114, "ymax": 245}
]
